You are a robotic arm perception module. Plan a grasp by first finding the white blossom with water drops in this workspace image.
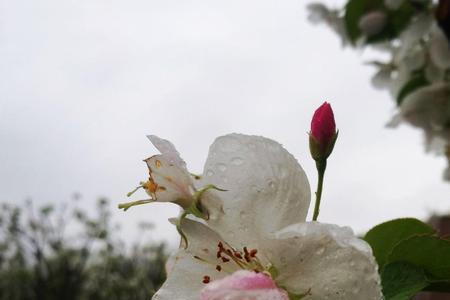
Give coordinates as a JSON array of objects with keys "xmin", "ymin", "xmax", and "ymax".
[{"xmin": 151, "ymin": 134, "xmax": 382, "ymax": 300}]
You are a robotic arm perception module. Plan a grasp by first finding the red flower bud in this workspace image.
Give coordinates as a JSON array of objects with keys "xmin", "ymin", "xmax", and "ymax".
[{"xmin": 309, "ymin": 102, "xmax": 338, "ymax": 161}]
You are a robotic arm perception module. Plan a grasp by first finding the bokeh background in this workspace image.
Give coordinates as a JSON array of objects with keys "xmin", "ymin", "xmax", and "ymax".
[{"xmin": 2, "ymin": 0, "xmax": 450, "ymax": 255}]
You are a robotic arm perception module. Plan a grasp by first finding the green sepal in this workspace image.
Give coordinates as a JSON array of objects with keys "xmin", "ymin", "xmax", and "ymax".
[
  {"xmin": 308, "ymin": 131, "xmax": 338, "ymax": 162},
  {"xmin": 177, "ymin": 184, "xmax": 226, "ymax": 249}
]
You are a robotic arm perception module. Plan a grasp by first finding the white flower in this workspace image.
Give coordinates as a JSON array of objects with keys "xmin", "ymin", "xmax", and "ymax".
[
  {"xmin": 119, "ymin": 135, "xmax": 199, "ymax": 211},
  {"xmin": 150, "ymin": 134, "xmax": 382, "ymax": 300}
]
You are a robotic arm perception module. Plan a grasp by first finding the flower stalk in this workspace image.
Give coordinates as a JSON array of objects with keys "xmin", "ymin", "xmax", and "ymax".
[
  {"xmin": 309, "ymin": 102, "xmax": 337, "ymax": 221},
  {"xmin": 312, "ymin": 160, "xmax": 326, "ymax": 221}
]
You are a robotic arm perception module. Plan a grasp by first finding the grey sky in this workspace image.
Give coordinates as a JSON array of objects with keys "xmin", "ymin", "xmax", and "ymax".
[{"xmin": 1, "ymin": 0, "xmax": 449, "ymax": 247}]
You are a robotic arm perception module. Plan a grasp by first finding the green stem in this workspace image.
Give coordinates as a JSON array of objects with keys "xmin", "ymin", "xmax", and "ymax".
[
  {"xmin": 118, "ymin": 199, "xmax": 153, "ymax": 211},
  {"xmin": 176, "ymin": 211, "xmax": 189, "ymax": 249},
  {"xmin": 312, "ymin": 159, "xmax": 327, "ymax": 221}
]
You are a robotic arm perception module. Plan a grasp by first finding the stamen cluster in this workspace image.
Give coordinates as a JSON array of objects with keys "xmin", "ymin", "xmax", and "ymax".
[{"xmin": 199, "ymin": 241, "xmax": 266, "ymax": 284}]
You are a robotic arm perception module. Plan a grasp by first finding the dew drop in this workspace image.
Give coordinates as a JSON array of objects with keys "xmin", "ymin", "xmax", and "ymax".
[
  {"xmin": 231, "ymin": 157, "xmax": 244, "ymax": 165},
  {"xmin": 268, "ymin": 180, "xmax": 276, "ymax": 189},
  {"xmin": 280, "ymin": 167, "xmax": 289, "ymax": 178},
  {"xmin": 316, "ymin": 247, "xmax": 325, "ymax": 255},
  {"xmin": 269, "ymin": 143, "xmax": 279, "ymax": 152},
  {"xmin": 221, "ymin": 139, "xmax": 241, "ymax": 152},
  {"xmin": 251, "ymin": 185, "xmax": 261, "ymax": 193},
  {"xmin": 206, "ymin": 170, "xmax": 215, "ymax": 177},
  {"xmin": 217, "ymin": 163, "xmax": 227, "ymax": 172}
]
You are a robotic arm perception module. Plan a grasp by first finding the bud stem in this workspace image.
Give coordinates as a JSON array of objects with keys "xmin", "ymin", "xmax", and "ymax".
[{"xmin": 312, "ymin": 159, "xmax": 327, "ymax": 221}]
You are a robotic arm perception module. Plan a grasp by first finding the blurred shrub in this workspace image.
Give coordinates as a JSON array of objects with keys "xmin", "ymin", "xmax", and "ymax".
[{"xmin": 0, "ymin": 197, "xmax": 167, "ymax": 300}]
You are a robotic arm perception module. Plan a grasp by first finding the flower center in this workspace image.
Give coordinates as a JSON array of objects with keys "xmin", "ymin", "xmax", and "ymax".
[{"xmin": 195, "ymin": 241, "xmax": 269, "ymax": 285}]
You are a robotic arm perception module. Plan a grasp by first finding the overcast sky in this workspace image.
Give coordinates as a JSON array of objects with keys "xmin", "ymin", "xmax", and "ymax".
[{"xmin": 1, "ymin": 0, "xmax": 449, "ymax": 248}]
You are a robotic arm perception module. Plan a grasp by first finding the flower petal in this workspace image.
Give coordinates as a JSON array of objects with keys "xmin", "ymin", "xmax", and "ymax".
[
  {"xmin": 201, "ymin": 134, "xmax": 311, "ymax": 249},
  {"xmin": 201, "ymin": 270, "xmax": 289, "ymax": 300},
  {"xmin": 267, "ymin": 222, "xmax": 382, "ymax": 300},
  {"xmin": 144, "ymin": 155, "xmax": 194, "ymax": 208},
  {"xmin": 147, "ymin": 135, "xmax": 187, "ymax": 170},
  {"xmin": 399, "ymin": 82, "xmax": 450, "ymax": 131},
  {"xmin": 153, "ymin": 219, "xmax": 234, "ymax": 300},
  {"xmin": 429, "ymin": 26, "xmax": 450, "ymax": 70}
]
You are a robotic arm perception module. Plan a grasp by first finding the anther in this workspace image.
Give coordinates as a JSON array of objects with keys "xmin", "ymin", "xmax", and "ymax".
[
  {"xmin": 216, "ymin": 265, "xmax": 222, "ymax": 272},
  {"xmin": 202, "ymin": 276, "xmax": 210, "ymax": 284},
  {"xmin": 250, "ymin": 249, "xmax": 258, "ymax": 257},
  {"xmin": 221, "ymin": 257, "xmax": 230, "ymax": 263}
]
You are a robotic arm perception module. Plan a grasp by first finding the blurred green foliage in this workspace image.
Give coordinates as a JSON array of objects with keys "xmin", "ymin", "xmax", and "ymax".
[{"xmin": 0, "ymin": 197, "xmax": 167, "ymax": 300}]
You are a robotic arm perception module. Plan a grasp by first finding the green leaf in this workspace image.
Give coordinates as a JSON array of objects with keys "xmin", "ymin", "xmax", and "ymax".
[
  {"xmin": 426, "ymin": 279, "xmax": 450, "ymax": 293},
  {"xmin": 388, "ymin": 235, "xmax": 450, "ymax": 280},
  {"xmin": 396, "ymin": 72, "xmax": 429, "ymax": 105},
  {"xmin": 344, "ymin": 0, "xmax": 365, "ymax": 42},
  {"xmin": 364, "ymin": 218, "xmax": 435, "ymax": 269},
  {"xmin": 381, "ymin": 262, "xmax": 429, "ymax": 300}
]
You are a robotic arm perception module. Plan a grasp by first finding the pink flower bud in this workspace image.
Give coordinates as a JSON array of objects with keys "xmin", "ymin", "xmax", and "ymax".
[
  {"xmin": 309, "ymin": 102, "xmax": 338, "ymax": 161},
  {"xmin": 200, "ymin": 270, "xmax": 288, "ymax": 300}
]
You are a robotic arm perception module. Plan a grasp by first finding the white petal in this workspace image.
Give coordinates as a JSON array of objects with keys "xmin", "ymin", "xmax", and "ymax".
[
  {"xmin": 266, "ymin": 222, "xmax": 382, "ymax": 300},
  {"xmin": 425, "ymin": 60, "xmax": 445, "ymax": 82},
  {"xmin": 399, "ymin": 83, "xmax": 450, "ymax": 130},
  {"xmin": 371, "ymin": 67, "xmax": 392, "ymax": 90},
  {"xmin": 398, "ymin": 14, "xmax": 432, "ymax": 59},
  {"xmin": 444, "ymin": 162, "xmax": 450, "ymax": 181},
  {"xmin": 403, "ymin": 45, "xmax": 425, "ymax": 71},
  {"xmin": 201, "ymin": 270, "xmax": 289, "ymax": 300},
  {"xmin": 306, "ymin": 3, "xmax": 330, "ymax": 25},
  {"xmin": 147, "ymin": 135, "xmax": 187, "ymax": 170},
  {"xmin": 389, "ymin": 65, "xmax": 410, "ymax": 98},
  {"xmin": 386, "ymin": 113, "xmax": 403, "ymax": 128},
  {"xmin": 144, "ymin": 155, "xmax": 194, "ymax": 208},
  {"xmin": 201, "ymin": 134, "xmax": 311, "ymax": 249},
  {"xmin": 430, "ymin": 26, "xmax": 450, "ymax": 69},
  {"xmin": 153, "ymin": 219, "xmax": 234, "ymax": 300}
]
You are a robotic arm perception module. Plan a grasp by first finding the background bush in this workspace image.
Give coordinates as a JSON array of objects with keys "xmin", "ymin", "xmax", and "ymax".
[{"xmin": 0, "ymin": 197, "xmax": 167, "ymax": 300}]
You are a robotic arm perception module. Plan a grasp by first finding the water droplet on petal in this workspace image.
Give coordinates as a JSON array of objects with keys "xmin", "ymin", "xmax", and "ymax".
[
  {"xmin": 280, "ymin": 167, "xmax": 289, "ymax": 178},
  {"xmin": 231, "ymin": 157, "xmax": 244, "ymax": 165},
  {"xmin": 217, "ymin": 163, "xmax": 227, "ymax": 172},
  {"xmin": 316, "ymin": 247, "xmax": 325, "ymax": 255},
  {"xmin": 206, "ymin": 170, "xmax": 214, "ymax": 177},
  {"xmin": 268, "ymin": 180, "xmax": 276, "ymax": 189}
]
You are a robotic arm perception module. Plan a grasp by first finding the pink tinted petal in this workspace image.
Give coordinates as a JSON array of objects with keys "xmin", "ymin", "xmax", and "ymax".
[{"xmin": 201, "ymin": 271, "xmax": 289, "ymax": 300}]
